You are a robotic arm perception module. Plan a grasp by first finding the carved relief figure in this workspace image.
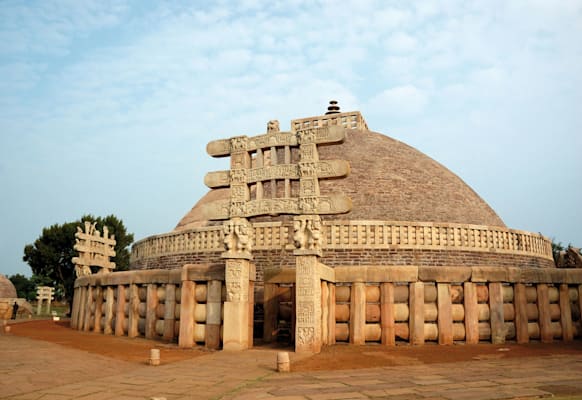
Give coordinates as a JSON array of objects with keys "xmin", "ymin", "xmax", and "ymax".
[
  {"xmin": 223, "ymin": 218, "xmax": 252, "ymax": 254},
  {"xmin": 293, "ymin": 216, "xmax": 322, "ymax": 251},
  {"xmin": 74, "ymin": 265, "xmax": 92, "ymax": 278}
]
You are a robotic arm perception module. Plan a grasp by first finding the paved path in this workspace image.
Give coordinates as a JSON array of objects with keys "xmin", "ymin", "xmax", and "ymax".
[{"xmin": 1, "ymin": 333, "xmax": 582, "ymax": 400}]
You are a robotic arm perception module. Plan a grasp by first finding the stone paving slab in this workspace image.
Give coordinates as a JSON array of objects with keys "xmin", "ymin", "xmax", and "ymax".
[{"xmin": 2, "ymin": 333, "xmax": 582, "ymax": 400}]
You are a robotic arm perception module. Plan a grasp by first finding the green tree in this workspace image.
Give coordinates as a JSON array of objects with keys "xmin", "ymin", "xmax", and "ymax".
[
  {"xmin": 8, "ymin": 274, "xmax": 35, "ymax": 300},
  {"xmin": 23, "ymin": 215, "xmax": 134, "ymax": 303},
  {"xmin": 551, "ymin": 240, "xmax": 565, "ymax": 266}
]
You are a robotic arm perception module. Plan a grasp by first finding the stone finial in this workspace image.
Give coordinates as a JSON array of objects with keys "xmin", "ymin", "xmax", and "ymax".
[
  {"xmin": 267, "ymin": 120, "xmax": 280, "ymax": 133},
  {"xmin": 325, "ymin": 100, "xmax": 340, "ymax": 115}
]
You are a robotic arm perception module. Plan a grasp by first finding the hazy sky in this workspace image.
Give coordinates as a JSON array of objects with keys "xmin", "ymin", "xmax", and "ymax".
[{"xmin": 1, "ymin": 0, "xmax": 581, "ymax": 277}]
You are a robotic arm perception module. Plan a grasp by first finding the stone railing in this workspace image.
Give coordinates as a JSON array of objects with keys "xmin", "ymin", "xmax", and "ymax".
[
  {"xmin": 323, "ymin": 221, "xmax": 553, "ymax": 259},
  {"xmin": 131, "ymin": 221, "xmax": 553, "ymax": 265},
  {"xmin": 71, "ymin": 265, "xmax": 225, "ymax": 349},
  {"xmin": 131, "ymin": 226, "xmax": 224, "ymax": 261},
  {"xmin": 291, "ymin": 111, "xmax": 368, "ymax": 132}
]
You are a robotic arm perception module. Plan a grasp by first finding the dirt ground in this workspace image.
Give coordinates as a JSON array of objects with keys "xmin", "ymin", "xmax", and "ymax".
[
  {"xmin": 8, "ymin": 319, "xmax": 210, "ymax": 364},
  {"xmin": 8, "ymin": 319, "xmax": 582, "ymax": 371}
]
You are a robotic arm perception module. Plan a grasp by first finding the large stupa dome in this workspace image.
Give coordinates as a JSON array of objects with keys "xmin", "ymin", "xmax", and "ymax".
[
  {"xmin": 176, "ymin": 128, "xmax": 504, "ymax": 230},
  {"xmin": 131, "ymin": 105, "xmax": 552, "ymax": 272}
]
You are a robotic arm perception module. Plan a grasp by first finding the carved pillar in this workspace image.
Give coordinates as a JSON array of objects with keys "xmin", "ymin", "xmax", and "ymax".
[
  {"xmin": 295, "ymin": 255, "xmax": 322, "ymax": 353},
  {"xmin": 223, "ymin": 258, "xmax": 253, "ymax": 350}
]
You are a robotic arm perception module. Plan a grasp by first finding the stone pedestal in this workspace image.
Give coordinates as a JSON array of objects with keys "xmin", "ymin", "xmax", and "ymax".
[
  {"xmin": 223, "ymin": 258, "xmax": 253, "ymax": 351},
  {"xmin": 295, "ymin": 255, "xmax": 322, "ymax": 353}
]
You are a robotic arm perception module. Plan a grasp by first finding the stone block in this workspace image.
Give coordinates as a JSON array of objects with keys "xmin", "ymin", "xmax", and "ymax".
[
  {"xmin": 471, "ymin": 266, "xmax": 521, "ymax": 282},
  {"xmin": 222, "ymin": 301, "xmax": 250, "ymax": 351},
  {"xmin": 334, "ymin": 266, "xmax": 418, "ymax": 283},
  {"xmin": 317, "ymin": 262, "xmax": 336, "ymax": 282},
  {"xmin": 264, "ymin": 267, "xmax": 296, "ymax": 283},
  {"xmin": 418, "ymin": 266, "xmax": 472, "ymax": 283},
  {"xmin": 182, "ymin": 264, "xmax": 225, "ymax": 281}
]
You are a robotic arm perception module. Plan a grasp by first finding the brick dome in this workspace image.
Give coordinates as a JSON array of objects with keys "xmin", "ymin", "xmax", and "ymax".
[
  {"xmin": 0, "ymin": 274, "xmax": 17, "ymax": 298},
  {"xmin": 176, "ymin": 128, "xmax": 505, "ymax": 230}
]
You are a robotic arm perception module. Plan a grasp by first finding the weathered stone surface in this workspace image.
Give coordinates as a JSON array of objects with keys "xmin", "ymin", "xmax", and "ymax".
[
  {"xmin": 409, "ymin": 282, "xmax": 424, "ymax": 345},
  {"xmin": 0, "ymin": 274, "xmax": 17, "ymax": 298},
  {"xmin": 471, "ymin": 266, "xmax": 521, "ymax": 282},
  {"xmin": 72, "ymin": 221, "xmax": 116, "ymax": 276},
  {"xmin": 201, "ymin": 195, "xmax": 352, "ymax": 220},
  {"xmin": 222, "ymin": 302, "xmax": 250, "ymax": 351},
  {"xmin": 264, "ymin": 267, "xmax": 295, "ymax": 283},
  {"xmin": 295, "ymin": 255, "xmax": 322, "ymax": 353},
  {"xmin": 464, "ymin": 282, "xmax": 479, "ymax": 344},
  {"xmin": 349, "ymin": 282, "xmax": 365, "ymax": 345},
  {"xmin": 437, "ymin": 284, "xmax": 453, "ymax": 345},
  {"xmin": 489, "ymin": 283, "xmax": 505, "ymax": 344},
  {"xmin": 537, "ymin": 284, "xmax": 552, "ymax": 343},
  {"xmin": 334, "ymin": 266, "xmax": 418, "ymax": 283},
  {"xmin": 205, "ymin": 160, "xmax": 350, "ymax": 188},
  {"xmin": 380, "ymin": 283, "xmax": 395, "ymax": 346},
  {"xmin": 418, "ymin": 266, "xmax": 472, "ymax": 283}
]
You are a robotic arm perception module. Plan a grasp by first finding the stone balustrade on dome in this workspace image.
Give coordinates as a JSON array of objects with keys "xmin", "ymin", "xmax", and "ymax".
[{"xmin": 130, "ymin": 221, "xmax": 553, "ymax": 269}]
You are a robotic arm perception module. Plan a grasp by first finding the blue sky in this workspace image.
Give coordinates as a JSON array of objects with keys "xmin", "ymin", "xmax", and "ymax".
[{"xmin": 1, "ymin": 0, "xmax": 581, "ymax": 277}]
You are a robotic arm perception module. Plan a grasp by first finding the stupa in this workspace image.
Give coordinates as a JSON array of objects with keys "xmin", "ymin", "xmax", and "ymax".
[{"xmin": 71, "ymin": 103, "xmax": 580, "ymax": 351}]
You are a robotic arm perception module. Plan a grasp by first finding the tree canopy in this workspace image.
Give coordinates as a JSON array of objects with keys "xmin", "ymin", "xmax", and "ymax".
[
  {"xmin": 23, "ymin": 215, "xmax": 134, "ymax": 303},
  {"xmin": 8, "ymin": 274, "xmax": 52, "ymax": 301}
]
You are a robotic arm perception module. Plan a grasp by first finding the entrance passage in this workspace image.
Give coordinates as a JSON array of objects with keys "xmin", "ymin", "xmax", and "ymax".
[{"xmin": 259, "ymin": 283, "xmax": 295, "ymax": 347}]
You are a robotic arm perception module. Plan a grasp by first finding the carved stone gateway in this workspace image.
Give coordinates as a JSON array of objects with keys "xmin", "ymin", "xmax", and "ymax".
[
  {"xmin": 204, "ymin": 114, "xmax": 352, "ymax": 352},
  {"xmin": 72, "ymin": 221, "xmax": 116, "ymax": 277}
]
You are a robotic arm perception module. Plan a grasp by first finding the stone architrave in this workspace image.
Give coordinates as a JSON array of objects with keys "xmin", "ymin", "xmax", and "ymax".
[
  {"xmin": 72, "ymin": 221, "xmax": 116, "ymax": 276},
  {"xmin": 202, "ymin": 125, "xmax": 351, "ymax": 221},
  {"xmin": 295, "ymin": 255, "xmax": 322, "ymax": 353}
]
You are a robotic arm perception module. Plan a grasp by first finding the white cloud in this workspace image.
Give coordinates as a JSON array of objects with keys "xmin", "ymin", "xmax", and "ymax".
[
  {"xmin": 385, "ymin": 32, "xmax": 418, "ymax": 52},
  {"xmin": 366, "ymin": 85, "xmax": 429, "ymax": 118},
  {"xmin": 1, "ymin": 0, "xmax": 581, "ymax": 276}
]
